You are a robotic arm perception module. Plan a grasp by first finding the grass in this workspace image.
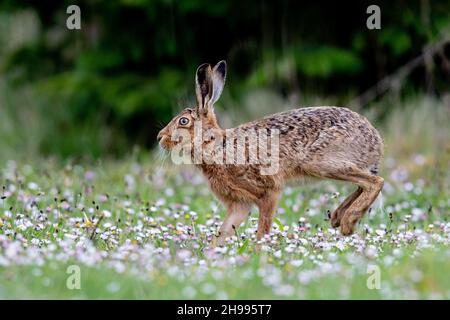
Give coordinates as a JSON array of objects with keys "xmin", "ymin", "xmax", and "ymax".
[{"xmin": 0, "ymin": 96, "xmax": 449, "ymax": 299}]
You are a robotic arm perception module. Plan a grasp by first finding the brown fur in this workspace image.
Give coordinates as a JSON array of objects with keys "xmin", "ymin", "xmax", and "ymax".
[{"xmin": 157, "ymin": 61, "xmax": 384, "ymax": 246}]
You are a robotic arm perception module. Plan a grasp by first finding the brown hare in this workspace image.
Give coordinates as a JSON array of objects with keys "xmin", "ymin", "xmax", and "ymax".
[{"xmin": 157, "ymin": 61, "xmax": 384, "ymax": 246}]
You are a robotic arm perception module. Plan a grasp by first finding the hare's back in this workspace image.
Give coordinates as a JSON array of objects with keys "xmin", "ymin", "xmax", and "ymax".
[
  {"xmin": 245, "ymin": 106, "xmax": 379, "ymax": 137},
  {"xmin": 242, "ymin": 106, "xmax": 383, "ymax": 171}
]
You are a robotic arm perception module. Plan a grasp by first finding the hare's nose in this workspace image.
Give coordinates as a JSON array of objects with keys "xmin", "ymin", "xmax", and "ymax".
[{"xmin": 157, "ymin": 132, "xmax": 163, "ymax": 143}]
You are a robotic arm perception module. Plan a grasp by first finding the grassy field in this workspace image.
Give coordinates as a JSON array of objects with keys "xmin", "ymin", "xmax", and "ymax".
[{"xmin": 0, "ymin": 97, "xmax": 449, "ymax": 299}]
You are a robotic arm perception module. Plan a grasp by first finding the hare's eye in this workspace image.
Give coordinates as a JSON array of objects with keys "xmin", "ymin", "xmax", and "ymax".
[{"xmin": 179, "ymin": 117, "xmax": 189, "ymax": 126}]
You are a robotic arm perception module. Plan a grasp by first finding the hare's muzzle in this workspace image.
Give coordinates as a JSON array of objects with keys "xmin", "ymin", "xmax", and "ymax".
[
  {"xmin": 157, "ymin": 131, "xmax": 163, "ymax": 143},
  {"xmin": 157, "ymin": 129, "xmax": 171, "ymax": 150}
]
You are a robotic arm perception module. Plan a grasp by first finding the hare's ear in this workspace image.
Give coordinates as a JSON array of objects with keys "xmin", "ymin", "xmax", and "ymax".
[
  {"xmin": 210, "ymin": 60, "xmax": 227, "ymax": 105},
  {"xmin": 195, "ymin": 63, "xmax": 213, "ymax": 113}
]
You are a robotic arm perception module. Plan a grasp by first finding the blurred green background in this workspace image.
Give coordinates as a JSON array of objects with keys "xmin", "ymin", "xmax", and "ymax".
[
  {"xmin": 1, "ymin": 1, "xmax": 450, "ymax": 300},
  {"xmin": 0, "ymin": 0, "xmax": 449, "ymax": 160}
]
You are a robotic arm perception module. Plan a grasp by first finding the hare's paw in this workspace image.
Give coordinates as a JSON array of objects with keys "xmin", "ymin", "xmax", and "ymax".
[
  {"xmin": 331, "ymin": 187, "xmax": 364, "ymax": 229},
  {"xmin": 330, "ymin": 209, "xmax": 343, "ymax": 228},
  {"xmin": 340, "ymin": 222, "xmax": 354, "ymax": 236},
  {"xmin": 214, "ymin": 233, "xmax": 230, "ymax": 247},
  {"xmin": 210, "ymin": 237, "xmax": 218, "ymax": 248},
  {"xmin": 340, "ymin": 213, "xmax": 359, "ymax": 236},
  {"xmin": 208, "ymin": 234, "xmax": 228, "ymax": 249}
]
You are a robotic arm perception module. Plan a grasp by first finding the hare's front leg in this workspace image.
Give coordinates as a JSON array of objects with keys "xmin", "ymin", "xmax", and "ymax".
[
  {"xmin": 214, "ymin": 202, "xmax": 251, "ymax": 246},
  {"xmin": 255, "ymin": 191, "xmax": 280, "ymax": 241}
]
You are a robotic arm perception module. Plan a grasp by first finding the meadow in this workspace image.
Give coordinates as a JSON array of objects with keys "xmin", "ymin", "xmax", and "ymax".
[{"xmin": 0, "ymin": 97, "xmax": 449, "ymax": 299}]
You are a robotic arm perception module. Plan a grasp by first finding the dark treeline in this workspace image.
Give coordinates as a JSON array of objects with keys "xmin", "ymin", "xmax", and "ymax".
[{"xmin": 0, "ymin": 0, "xmax": 449, "ymax": 157}]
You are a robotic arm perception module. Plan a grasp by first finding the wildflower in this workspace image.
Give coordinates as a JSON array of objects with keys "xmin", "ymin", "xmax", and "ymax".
[
  {"xmin": 273, "ymin": 284, "xmax": 295, "ymax": 296},
  {"xmin": 102, "ymin": 210, "xmax": 112, "ymax": 218},
  {"xmin": 28, "ymin": 182, "xmax": 39, "ymax": 190},
  {"xmin": 202, "ymin": 283, "xmax": 215, "ymax": 295},
  {"xmin": 411, "ymin": 208, "xmax": 425, "ymax": 221},
  {"xmin": 335, "ymin": 241, "xmax": 346, "ymax": 251},
  {"xmin": 84, "ymin": 171, "xmax": 96, "ymax": 181},
  {"xmin": 106, "ymin": 282, "xmax": 121, "ymax": 293},
  {"xmin": 409, "ymin": 270, "xmax": 423, "ymax": 283},
  {"xmin": 182, "ymin": 286, "xmax": 197, "ymax": 298},
  {"xmin": 291, "ymin": 260, "xmax": 303, "ymax": 267},
  {"xmin": 98, "ymin": 194, "xmax": 109, "ymax": 203},
  {"xmin": 125, "ymin": 174, "xmax": 136, "ymax": 191},
  {"xmin": 17, "ymin": 224, "xmax": 27, "ymax": 231},
  {"xmin": 83, "ymin": 213, "xmax": 94, "ymax": 228},
  {"xmin": 364, "ymin": 245, "xmax": 378, "ymax": 259},
  {"xmin": 176, "ymin": 249, "xmax": 192, "ymax": 261}
]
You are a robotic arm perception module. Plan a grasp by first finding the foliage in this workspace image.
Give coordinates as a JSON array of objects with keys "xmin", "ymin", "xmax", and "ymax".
[{"xmin": 0, "ymin": 0, "xmax": 449, "ymax": 157}]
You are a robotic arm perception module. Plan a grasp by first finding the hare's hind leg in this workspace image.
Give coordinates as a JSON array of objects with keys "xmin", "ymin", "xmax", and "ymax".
[
  {"xmin": 330, "ymin": 187, "xmax": 362, "ymax": 227},
  {"xmin": 215, "ymin": 202, "xmax": 251, "ymax": 247},
  {"xmin": 311, "ymin": 162, "xmax": 383, "ymax": 235},
  {"xmin": 340, "ymin": 174, "xmax": 383, "ymax": 235}
]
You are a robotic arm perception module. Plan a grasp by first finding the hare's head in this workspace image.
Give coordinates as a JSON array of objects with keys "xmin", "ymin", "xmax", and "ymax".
[{"xmin": 157, "ymin": 61, "xmax": 227, "ymax": 152}]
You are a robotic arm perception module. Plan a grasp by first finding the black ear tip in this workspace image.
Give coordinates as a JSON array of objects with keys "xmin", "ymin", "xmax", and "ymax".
[
  {"xmin": 196, "ymin": 63, "xmax": 211, "ymax": 73},
  {"xmin": 216, "ymin": 60, "xmax": 227, "ymax": 74}
]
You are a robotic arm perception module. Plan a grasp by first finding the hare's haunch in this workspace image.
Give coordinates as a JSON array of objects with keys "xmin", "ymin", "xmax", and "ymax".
[{"xmin": 158, "ymin": 61, "xmax": 384, "ymax": 246}]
